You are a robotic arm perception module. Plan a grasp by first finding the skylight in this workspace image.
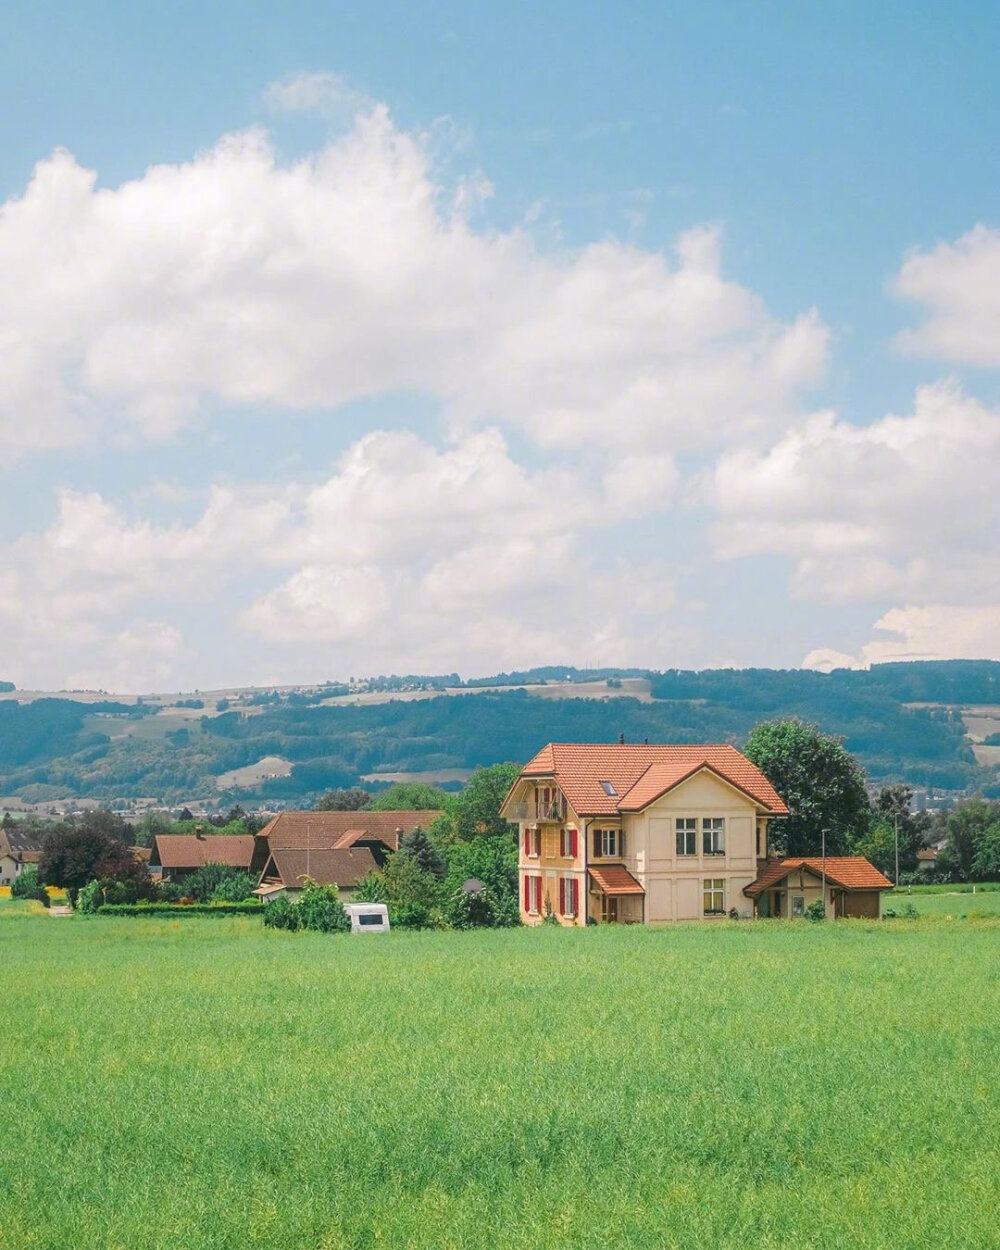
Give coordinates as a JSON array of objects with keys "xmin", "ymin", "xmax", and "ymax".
[{"xmin": 599, "ymin": 780, "xmax": 617, "ymax": 796}]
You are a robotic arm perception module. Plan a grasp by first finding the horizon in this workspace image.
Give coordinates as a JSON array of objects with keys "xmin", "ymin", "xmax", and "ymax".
[{"xmin": 2, "ymin": 3, "xmax": 998, "ymax": 689}]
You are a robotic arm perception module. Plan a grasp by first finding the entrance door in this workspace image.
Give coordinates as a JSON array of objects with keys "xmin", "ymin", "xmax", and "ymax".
[
  {"xmin": 771, "ymin": 890, "xmax": 783, "ymax": 918},
  {"xmin": 602, "ymin": 895, "xmax": 619, "ymax": 923}
]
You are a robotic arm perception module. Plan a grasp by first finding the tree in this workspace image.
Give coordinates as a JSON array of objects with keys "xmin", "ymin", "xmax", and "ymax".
[
  {"xmin": 369, "ymin": 783, "xmax": 451, "ymax": 811},
  {"xmin": 11, "ymin": 865, "xmax": 49, "ymax": 906},
  {"xmin": 314, "ymin": 788, "xmax": 372, "ymax": 811},
  {"xmin": 396, "ymin": 826, "xmax": 446, "ymax": 879},
  {"xmin": 943, "ymin": 798, "xmax": 1000, "ymax": 880},
  {"xmin": 39, "ymin": 816, "xmax": 137, "ymax": 898},
  {"xmin": 447, "ymin": 763, "xmax": 521, "ymax": 842},
  {"xmin": 971, "ymin": 821, "xmax": 1000, "ymax": 881},
  {"xmin": 744, "ymin": 720, "xmax": 871, "ymax": 856}
]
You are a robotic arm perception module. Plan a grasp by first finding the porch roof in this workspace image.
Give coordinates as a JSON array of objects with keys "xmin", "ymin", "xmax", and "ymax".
[{"xmin": 588, "ymin": 864, "xmax": 645, "ymax": 896}]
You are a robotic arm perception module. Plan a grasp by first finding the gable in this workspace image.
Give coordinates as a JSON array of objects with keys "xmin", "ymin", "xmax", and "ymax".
[{"xmin": 642, "ymin": 767, "xmax": 761, "ymax": 813}]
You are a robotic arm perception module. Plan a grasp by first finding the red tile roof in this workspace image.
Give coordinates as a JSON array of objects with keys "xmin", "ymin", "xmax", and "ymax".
[
  {"xmin": 744, "ymin": 857, "xmax": 893, "ymax": 897},
  {"xmin": 588, "ymin": 864, "xmax": 645, "ymax": 896},
  {"xmin": 259, "ymin": 810, "xmax": 444, "ymax": 852},
  {"xmin": 916, "ymin": 848, "xmax": 938, "ymax": 861},
  {"xmin": 518, "ymin": 743, "xmax": 788, "ymax": 816},
  {"xmin": 152, "ymin": 834, "xmax": 256, "ymax": 870},
  {"xmin": 265, "ymin": 846, "xmax": 377, "ymax": 890}
]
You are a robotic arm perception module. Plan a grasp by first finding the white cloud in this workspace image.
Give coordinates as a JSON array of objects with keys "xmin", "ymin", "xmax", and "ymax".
[
  {"xmin": 0, "ymin": 101, "xmax": 827, "ymax": 458},
  {"xmin": 893, "ymin": 224, "xmax": 1000, "ymax": 366},
  {"xmin": 709, "ymin": 381, "xmax": 1000, "ymax": 606},
  {"xmin": 263, "ymin": 71, "xmax": 373, "ymax": 117},
  {"xmin": 66, "ymin": 621, "xmax": 183, "ymax": 693},
  {"xmin": 805, "ymin": 604, "xmax": 1000, "ymax": 670}
]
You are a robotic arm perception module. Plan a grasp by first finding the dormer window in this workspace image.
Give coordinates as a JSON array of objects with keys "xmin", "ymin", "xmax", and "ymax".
[{"xmin": 599, "ymin": 780, "xmax": 616, "ymax": 796}]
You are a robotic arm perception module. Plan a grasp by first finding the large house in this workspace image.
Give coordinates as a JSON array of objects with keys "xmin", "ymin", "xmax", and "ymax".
[
  {"xmin": 0, "ymin": 827, "xmax": 43, "ymax": 887},
  {"xmin": 254, "ymin": 809, "xmax": 444, "ymax": 899},
  {"xmin": 502, "ymin": 742, "xmax": 891, "ymax": 924},
  {"xmin": 149, "ymin": 833, "xmax": 265, "ymax": 883}
]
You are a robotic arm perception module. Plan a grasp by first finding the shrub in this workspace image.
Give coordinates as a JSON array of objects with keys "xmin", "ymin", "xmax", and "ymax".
[
  {"xmin": 262, "ymin": 894, "xmax": 300, "ymax": 931},
  {"xmin": 76, "ymin": 879, "xmax": 103, "ymax": 913},
  {"xmin": 296, "ymin": 880, "xmax": 350, "ymax": 933},
  {"xmin": 99, "ymin": 902, "xmax": 262, "ymax": 917},
  {"xmin": 157, "ymin": 881, "xmax": 185, "ymax": 902},
  {"xmin": 11, "ymin": 865, "xmax": 50, "ymax": 907},
  {"xmin": 184, "ymin": 862, "xmax": 254, "ymax": 903},
  {"xmin": 209, "ymin": 871, "xmax": 257, "ymax": 904},
  {"xmin": 804, "ymin": 899, "xmax": 826, "ymax": 922}
]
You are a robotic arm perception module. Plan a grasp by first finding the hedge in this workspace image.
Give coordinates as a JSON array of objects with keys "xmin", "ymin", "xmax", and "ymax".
[{"xmin": 97, "ymin": 902, "xmax": 263, "ymax": 917}]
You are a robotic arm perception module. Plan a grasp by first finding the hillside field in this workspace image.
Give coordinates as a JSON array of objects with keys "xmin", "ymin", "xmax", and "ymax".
[{"xmin": 1, "ymin": 910, "xmax": 998, "ymax": 1248}]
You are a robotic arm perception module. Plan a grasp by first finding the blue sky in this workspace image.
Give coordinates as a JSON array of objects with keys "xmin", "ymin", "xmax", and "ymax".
[{"xmin": 1, "ymin": 2, "xmax": 998, "ymax": 690}]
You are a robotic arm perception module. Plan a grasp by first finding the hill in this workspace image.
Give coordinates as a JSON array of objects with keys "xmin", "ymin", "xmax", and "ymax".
[{"xmin": 0, "ymin": 660, "xmax": 997, "ymax": 806}]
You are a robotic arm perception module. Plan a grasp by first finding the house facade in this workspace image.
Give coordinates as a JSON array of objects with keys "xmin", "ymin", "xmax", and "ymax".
[
  {"xmin": 502, "ymin": 742, "xmax": 789, "ymax": 925},
  {"xmin": 0, "ymin": 827, "xmax": 43, "ymax": 887}
]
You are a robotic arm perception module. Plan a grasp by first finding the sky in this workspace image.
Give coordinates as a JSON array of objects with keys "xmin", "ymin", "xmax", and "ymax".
[{"xmin": 1, "ymin": 1, "xmax": 998, "ymax": 692}]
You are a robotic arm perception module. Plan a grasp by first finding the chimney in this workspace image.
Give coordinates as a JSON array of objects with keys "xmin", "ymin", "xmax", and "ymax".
[
  {"xmin": 195, "ymin": 824, "xmax": 205, "ymax": 840},
  {"xmin": 618, "ymin": 732, "xmax": 625, "ymax": 745}
]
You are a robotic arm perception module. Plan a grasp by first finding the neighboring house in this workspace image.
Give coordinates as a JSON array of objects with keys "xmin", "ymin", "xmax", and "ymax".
[
  {"xmin": 0, "ymin": 828, "xmax": 43, "ymax": 887},
  {"xmin": 254, "ymin": 809, "xmax": 444, "ymax": 898},
  {"xmin": 254, "ymin": 846, "xmax": 379, "ymax": 901},
  {"xmin": 743, "ymin": 857, "xmax": 893, "ymax": 918},
  {"xmin": 149, "ymin": 833, "xmax": 264, "ymax": 883},
  {"xmin": 503, "ymin": 742, "xmax": 789, "ymax": 925},
  {"xmin": 916, "ymin": 847, "xmax": 939, "ymax": 873}
]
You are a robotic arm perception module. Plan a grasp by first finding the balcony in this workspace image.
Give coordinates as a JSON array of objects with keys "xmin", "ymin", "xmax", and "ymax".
[{"xmin": 507, "ymin": 801, "xmax": 532, "ymax": 821}]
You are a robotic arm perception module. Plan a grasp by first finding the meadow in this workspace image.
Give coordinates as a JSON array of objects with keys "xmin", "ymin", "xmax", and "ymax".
[{"xmin": 0, "ymin": 909, "xmax": 998, "ymax": 1249}]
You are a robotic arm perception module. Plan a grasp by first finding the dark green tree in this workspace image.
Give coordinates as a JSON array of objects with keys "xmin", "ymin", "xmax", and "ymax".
[
  {"xmin": 448, "ymin": 763, "xmax": 521, "ymax": 842},
  {"xmin": 369, "ymin": 783, "xmax": 451, "ymax": 811},
  {"xmin": 39, "ymin": 816, "xmax": 137, "ymax": 899},
  {"xmin": 942, "ymin": 798, "xmax": 1000, "ymax": 880},
  {"xmin": 397, "ymin": 826, "xmax": 446, "ymax": 879},
  {"xmin": 314, "ymin": 788, "xmax": 372, "ymax": 811},
  {"xmin": 744, "ymin": 719, "xmax": 871, "ymax": 856}
]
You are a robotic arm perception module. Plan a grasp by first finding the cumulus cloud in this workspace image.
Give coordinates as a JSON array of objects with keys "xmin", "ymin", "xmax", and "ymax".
[
  {"xmin": 804, "ymin": 604, "xmax": 1000, "ymax": 671},
  {"xmin": 0, "ymin": 99, "xmax": 827, "ymax": 458},
  {"xmin": 263, "ymin": 71, "xmax": 373, "ymax": 116},
  {"xmin": 708, "ymin": 381, "xmax": 1000, "ymax": 607},
  {"xmin": 893, "ymin": 224, "xmax": 1000, "ymax": 366}
]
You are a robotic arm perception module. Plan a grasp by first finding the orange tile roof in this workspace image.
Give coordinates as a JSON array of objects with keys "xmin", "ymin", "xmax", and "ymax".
[
  {"xmin": 259, "ymin": 810, "xmax": 444, "ymax": 852},
  {"xmin": 744, "ymin": 857, "xmax": 893, "ymax": 897},
  {"xmin": 588, "ymin": 865, "xmax": 645, "ymax": 895},
  {"xmin": 519, "ymin": 743, "xmax": 788, "ymax": 816},
  {"xmin": 916, "ymin": 848, "xmax": 938, "ymax": 861},
  {"xmin": 152, "ymin": 834, "xmax": 256, "ymax": 870}
]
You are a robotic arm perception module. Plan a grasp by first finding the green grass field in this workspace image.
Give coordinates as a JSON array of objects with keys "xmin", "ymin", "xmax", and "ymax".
[
  {"xmin": 884, "ymin": 887, "xmax": 1000, "ymax": 917},
  {"xmin": 1, "ymin": 910, "xmax": 998, "ymax": 1249}
]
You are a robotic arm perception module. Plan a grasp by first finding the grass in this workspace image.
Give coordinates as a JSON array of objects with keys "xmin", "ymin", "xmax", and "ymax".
[
  {"xmin": 884, "ymin": 888, "xmax": 1000, "ymax": 917},
  {"xmin": 0, "ymin": 910, "xmax": 998, "ymax": 1249}
]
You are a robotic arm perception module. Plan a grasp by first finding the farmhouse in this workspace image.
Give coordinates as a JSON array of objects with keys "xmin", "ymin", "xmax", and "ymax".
[
  {"xmin": 149, "ymin": 832, "xmax": 264, "ymax": 883},
  {"xmin": 503, "ymin": 742, "xmax": 890, "ymax": 924},
  {"xmin": 254, "ymin": 809, "xmax": 444, "ymax": 898},
  {"xmin": 0, "ymin": 827, "xmax": 42, "ymax": 887}
]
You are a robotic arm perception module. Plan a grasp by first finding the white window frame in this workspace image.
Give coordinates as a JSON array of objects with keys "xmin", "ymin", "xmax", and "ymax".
[
  {"xmin": 561, "ymin": 876, "xmax": 578, "ymax": 918},
  {"xmin": 703, "ymin": 878, "xmax": 725, "ymax": 915},
  {"xmin": 702, "ymin": 817, "xmax": 725, "ymax": 856},
  {"xmin": 528, "ymin": 875, "xmax": 542, "ymax": 915},
  {"xmin": 675, "ymin": 817, "xmax": 697, "ymax": 856},
  {"xmin": 597, "ymin": 828, "xmax": 618, "ymax": 857}
]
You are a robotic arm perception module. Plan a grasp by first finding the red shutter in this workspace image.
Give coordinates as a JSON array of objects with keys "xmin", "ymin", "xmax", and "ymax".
[
  {"xmin": 571, "ymin": 828, "xmax": 578, "ymax": 858},
  {"xmin": 559, "ymin": 877, "xmax": 565, "ymax": 915},
  {"xmin": 572, "ymin": 879, "xmax": 579, "ymax": 917},
  {"xmin": 523, "ymin": 828, "xmax": 530, "ymax": 856},
  {"xmin": 559, "ymin": 828, "xmax": 565, "ymax": 857},
  {"xmin": 593, "ymin": 828, "xmax": 602, "ymax": 858},
  {"xmin": 524, "ymin": 875, "xmax": 530, "ymax": 911}
]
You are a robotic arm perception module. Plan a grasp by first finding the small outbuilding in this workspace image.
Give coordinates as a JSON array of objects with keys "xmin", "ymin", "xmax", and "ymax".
[{"xmin": 744, "ymin": 856, "xmax": 894, "ymax": 919}]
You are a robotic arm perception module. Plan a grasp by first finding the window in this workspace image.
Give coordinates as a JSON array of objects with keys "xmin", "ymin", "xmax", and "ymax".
[
  {"xmin": 675, "ymin": 818, "xmax": 697, "ymax": 856},
  {"xmin": 358, "ymin": 913, "xmax": 383, "ymax": 926},
  {"xmin": 592, "ymin": 828, "xmax": 619, "ymax": 857},
  {"xmin": 523, "ymin": 826, "xmax": 541, "ymax": 858},
  {"xmin": 524, "ymin": 875, "xmax": 543, "ymax": 914},
  {"xmin": 792, "ymin": 895, "xmax": 804, "ymax": 917},
  {"xmin": 559, "ymin": 827, "xmax": 579, "ymax": 858},
  {"xmin": 703, "ymin": 879, "xmax": 725, "ymax": 915},
  {"xmin": 599, "ymin": 780, "xmax": 617, "ymax": 796},
  {"xmin": 703, "ymin": 817, "xmax": 725, "ymax": 856},
  {"xmin": 559, "ymin": 876, "xmax": 579, "ymax": 917}
]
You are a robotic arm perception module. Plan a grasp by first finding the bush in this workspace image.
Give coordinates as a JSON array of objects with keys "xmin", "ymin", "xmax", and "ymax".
[
  {"xmin": 183, "ymin": 862, "xmax": 255, "ymax": 903},
  {"xmin": 11, "ymin": 865, "xmax": 50, "ymax": 907},
  {"xmin": 209, "ymin": 871, "xmax": 257, "ymax": 904},
  {"xmin": 76, "ymin": 879, "xmax": 102, "ymax": 913},
  {"xmin": 98, "ymin": 902, "xmax": 262, "ymax": 917},
  {"xmin": 804, "ymin": 898, "xmax": 826, "ymax": 922},
  {"xmin": 157, "ymin": 881, "xmax": 185, "ymax": 902},
  {"xmin": 296, "ymin": 880, "xmax": 350, "ymax": 933},
  {"xmin": 262, "ymin": 894, "xmax": 300, "ymax": 931}
]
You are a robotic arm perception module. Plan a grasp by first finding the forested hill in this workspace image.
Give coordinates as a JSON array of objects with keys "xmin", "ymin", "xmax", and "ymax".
[{"xmin": 0, "ymin": 660, "xmax": 997, "ymax": 805}]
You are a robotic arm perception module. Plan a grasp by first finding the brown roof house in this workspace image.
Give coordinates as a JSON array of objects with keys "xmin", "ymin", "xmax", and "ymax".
[
  {"xmin": 149, "ymin": 832, "xmax": 265, "ymax": 883},
  {"xmin": 0, "ymin": 827, "xmax": 43, "ymax": 888},
  {"xmin": 502, "ymin": 740, "xmax": 892, "ymax": 925},
  {"xmin": 254, "ymin": 809, "xmax": 444, "ymax": 900}
]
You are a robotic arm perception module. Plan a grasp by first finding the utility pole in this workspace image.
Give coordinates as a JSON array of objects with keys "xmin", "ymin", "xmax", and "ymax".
[
  {"xmin": 821, "ymin": 827, "xmax": 827, "ymax": 916},
  {"xmin": 894, "ymin": 813, "xmax": 899, "ymax": 887}
]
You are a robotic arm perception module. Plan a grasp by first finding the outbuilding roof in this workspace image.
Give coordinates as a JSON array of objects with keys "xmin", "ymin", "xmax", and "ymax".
[
  {"xmin": 744, "ymin": 857, "xmax": 893, "ymax": 897},
  {"xmin": 264, "ymin": 846, "xmax": 378, "ymax": 891},
  {"xmin": 258, "ymin": 810, "xmax": 444, "ymax": 852},
  {"xmin": 516, "ymin": 743, "xmax": 788, "ymax": 816},
  {"xmin": 151, "ymin": 834, "xmax": 256, "ymax": 870}
]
